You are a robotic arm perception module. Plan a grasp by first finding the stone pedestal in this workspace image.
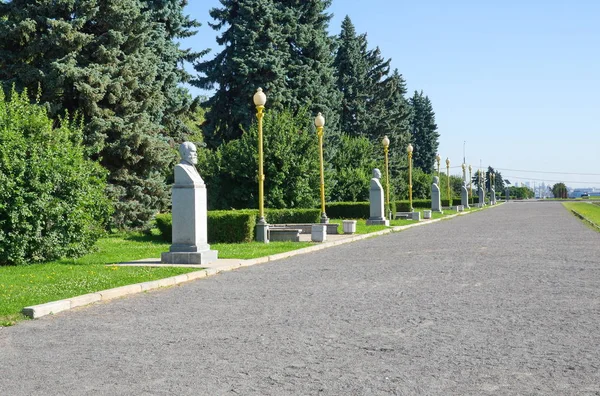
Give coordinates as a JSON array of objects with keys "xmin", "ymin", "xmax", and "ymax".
[
  {"xmin": 505, "ymin": 188, "xmax": 510, "ymax": 201},
  {"xmin": 342, "ymin": 220, "xmax": 357, "ymax": 234},
  {"xmin": 161, "ymin": 142, "xmax": 218, "ymax": 265},
  {"xmin": 490, "ymin": 188, "xmax": 496, "ymax": 205},
  {"xmin": 423, "ymin": 210, "xmax": 432, "ymax": 219},
  {"xmin": 320, "ymin": 213, "xmax": 329, "ymax": 224},
  {"xmin": 478, "ymin": 188, "xmax": 485, "ymax": 206},
  {"xmin": 431, "ymin": 176, "xmax": 442, "ymax": 212},
  {"xmin": 311, "ymin": 224, "xmax": 327, "ymax": 242},
  {"xmin": 255, "ymin": 221, "xmax": 269, "ymax": 243},
  {"xmin": 367, "ymin": 168, "xmax": 389, "ymax": 226},
  {"xmin": 461, "ymin": 184, "xmax": 470, "ymax": 209}
]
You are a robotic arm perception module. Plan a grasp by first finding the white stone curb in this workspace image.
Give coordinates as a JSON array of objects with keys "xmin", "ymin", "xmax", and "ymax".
[{"xmin": 22, "ymin": 204, "xmax": 503, "ymax": 320}]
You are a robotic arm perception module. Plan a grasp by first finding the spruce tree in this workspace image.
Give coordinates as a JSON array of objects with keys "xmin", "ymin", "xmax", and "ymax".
[
  {"xmin": 409, "ymin": 90, "xmax": 440, "ymax": 173},
  {"xmin": 0, "ymin": 0, "xmax": 202, "ymax": 229},
  {"xmin": 333, "ymin": 17, "xmax": 411, "ymax": 198},
  {"xmin": 334, "ymin": 16, "xmax": 370, "ymax": 137},
  {"xmin": 195, "ymin": 0, "xmax": 340, "ymax": 147}
]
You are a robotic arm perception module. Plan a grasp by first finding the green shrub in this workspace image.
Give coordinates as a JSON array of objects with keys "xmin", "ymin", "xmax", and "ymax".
[
  {"xmin": 326, "ymin": 202, "xmax": 370, "ymax": 219},
  {"xmin": 0, "ymin": 88, "xmax": 111, "ymax": 265},
  {"xmin": 208, "ymin": 210, "xmax": 257, "ymax": 243},
  {"xmin": 267, "ymin": 208, "xmax": 321, "ymax": 224},
  {"xmin": 156, "ymin": 208, "xmax": 321, "ymax": 244},
  {"xmin": 155, "ymin": 213, "xmax": 172, "ymax": 242},
  {"xmin": 395, "ymin": 199, "xmax": 431, "ymax": 212}
]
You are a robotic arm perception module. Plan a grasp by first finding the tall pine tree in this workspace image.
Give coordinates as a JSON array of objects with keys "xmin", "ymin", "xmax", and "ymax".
[
  {"xmin": 409, "ymin": 90, "xmax": 439, "ymax": 173},
  {"xmin": 333, "ymin": 16, "xmax": 411, "ymax": 197},
  {"xmin": 0, "ymin": 0, "xmax": 203, "ymax": 229},
  {"xmin": 194, "ymin": 0, "xmax": 340, "ymax": 148}
]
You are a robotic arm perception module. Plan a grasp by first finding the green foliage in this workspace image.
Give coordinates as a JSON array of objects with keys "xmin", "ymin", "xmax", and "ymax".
[
  {"xmin": 156, "ymin": 208, "xmax": 321, "ymax": 244},
  {"xmin": 328, "ymin": 135, "xmax": 377, "ymax": 202},
  {"xmin": 267, "ymin": 209, "xmax": 321, "ymax": 224},
  {"xmin": 325, "ymin": 202, "xmax": 370, "ymax": 219},
  {"xmin": 411, "ymin": 168, "xmax": 433, "ymax": 199},
  {"xmin": 195, "ymin": 0, "xmax": 340, "ymax": 147},
  {"xmin": 199, "ymin": 107, "xmax": 320, "ymax": 210},
  {"xmin": 0, "ymin": 88, "xmax": 111, "ymax": 266},
  {"xmin": 409, "ymin": 91, "xmax": 439, "ymax": 172},
  {"xmin": 333, "ymin": 16, "xmax": 411, "ymax": 200},
  {"xmin": 207, "ymin": 210, "xmax": 257, "ymax": 244},
  {"xmin": 551, "ymin": 182, "xmax": 568, "ymax": 199},
  {"xmin": 509, "ymin": 186, "xmax": 534, "ymax": 199},
  {"xmin": 154, "ymin": 213, "xmax": 173, "ymax": 242},
  {"xmin": 0, "ymin": 0, "xmax": 204, "ymax": 229}
]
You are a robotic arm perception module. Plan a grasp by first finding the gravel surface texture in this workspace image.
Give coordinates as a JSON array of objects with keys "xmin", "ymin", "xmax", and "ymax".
[{"xmin": 1, "ymin": 202, "xmax": 599, "ymax": 395}]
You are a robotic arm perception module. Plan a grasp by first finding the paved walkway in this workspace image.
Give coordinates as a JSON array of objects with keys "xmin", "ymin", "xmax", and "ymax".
[{"xmin": 1, "ymin": 202, "xmax": 599, "ymax": 395}]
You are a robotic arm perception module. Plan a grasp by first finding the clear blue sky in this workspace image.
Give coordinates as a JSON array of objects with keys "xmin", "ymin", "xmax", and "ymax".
[{"xmin": 180, "ymin": 0, "xmax": 600, "ymax": 189}]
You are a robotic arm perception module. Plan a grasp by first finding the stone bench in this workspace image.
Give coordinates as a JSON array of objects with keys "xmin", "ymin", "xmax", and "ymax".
[
  {"xmin": 394, "ymin": 212, "xmax": 421, "ymax": 221},
  {"xmin": 268, "ymin": 227, "xmax": 302, "ymax": 242},
  {"xmin": 271, "ymin": 223, "xmax": 339, "ymax": 234}
]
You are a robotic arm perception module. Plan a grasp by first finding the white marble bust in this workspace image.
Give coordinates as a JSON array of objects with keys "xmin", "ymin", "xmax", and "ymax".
[{"xmin": 175, "ymin": 142, "xmax": 204, "ymax": 186}]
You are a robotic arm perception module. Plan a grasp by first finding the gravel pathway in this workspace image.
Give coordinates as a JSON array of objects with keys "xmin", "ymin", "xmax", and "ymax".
[{"xmin": 1, "ymin": 202, "xmax": 599, "ymax": 395}]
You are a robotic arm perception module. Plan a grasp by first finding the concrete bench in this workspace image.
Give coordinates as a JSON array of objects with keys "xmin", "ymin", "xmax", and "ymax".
[
  {"xmin": 271, "ymin": 223, "xmax": 339, "ymax": 234},
  {"xmin": 268, "ymin": 227, "xmax": 302, "ymax": 242},
  {"xmin": 395, "ymin": 212, "xmax": 421, "ymax": 221}
]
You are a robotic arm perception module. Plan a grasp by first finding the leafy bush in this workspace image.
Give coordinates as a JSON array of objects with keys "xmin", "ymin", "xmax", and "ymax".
[
  {"xmin": 154, "ymin": 213, "xmax": 172, "ymax": 242},
  {"xmin": 326, "ymin": 202, "xmax": 370, "ymax": 219},
  {"xmin": 328, "ymin": 135, "xmax": 377, "ymax": 202},
  {"xmin": 267, "ymin": 209, "xmax": 321, "ymax": 224},
  {"xmin": 207, "ymin": 210, "xmax": 257, "ymax": 243},
  {"xmin": 0, "ymin": 88, "xmax": 111, "ymax": 265},
  {"xmin": 199, "ymin": 107, "xmax": 320, "ymax": 210},
  {"xmin": 156, "ymin": 208, "xmax": 321, "ymax": 243}
]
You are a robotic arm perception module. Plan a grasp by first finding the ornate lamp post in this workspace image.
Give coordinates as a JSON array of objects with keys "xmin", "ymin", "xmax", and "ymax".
[
  {"xmin": 436, "ymin": 153, "xmax": 441, "ymax": 178},
  {"xmin": 253, "ymin": 88, "xmax": 268, "ymax": 242},
  {"xmin": 468, "ymin": 164, "xmax": 473, "ymax": 205},
  {"xmin": 407, "ymin": 143, "xmax": 414, "ymax": 211},
  {"xmin": 315, "ymin": 113, "xmax": 328, "ymax": 224},
  {"xmin": 382, "ymin": 135, "xmax": 391, "ymax": 219},
  {"xmin": 446, "ymin": 157, "xmax": 451, "ymax": 203}
]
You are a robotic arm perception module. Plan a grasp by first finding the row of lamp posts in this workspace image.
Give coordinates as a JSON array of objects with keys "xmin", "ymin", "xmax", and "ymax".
[
  {"xmin": 253, "ymin": 87, "xmax": 498, "ymax": 243},
  {"xmin": 253, "ymin": 88, "xmax": 329, "ymax": 242}
]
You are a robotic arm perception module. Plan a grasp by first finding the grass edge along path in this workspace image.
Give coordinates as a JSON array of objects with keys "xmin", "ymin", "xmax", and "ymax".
[
  {"xmin": 562, "ymin": 202, "xmax": 600, "ymax": 231},
  {"xmin": 1, "ymin": 206, "xmax": 490, "ymax": 327}
]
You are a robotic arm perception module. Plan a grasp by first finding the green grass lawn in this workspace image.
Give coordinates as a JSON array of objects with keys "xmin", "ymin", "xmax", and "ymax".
[
  {"xmin": 563, "ymin": 202, "xmax": 600, "ymax": 230},
  {"xmin": 1, "ymin": 206, "xmax": 484, "ymax": 327},
  {"xmin": 0, "ymin": 232, "xmax": 314, "ymax": 327}
]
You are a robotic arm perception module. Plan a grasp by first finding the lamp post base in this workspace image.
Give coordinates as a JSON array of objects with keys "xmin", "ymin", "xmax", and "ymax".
[
  {"xmin": 320, "ymin": 213, "xmax": 329, "ymax": 224},
  {"xmin": 256, "ymin": 220, "xmax": 269, "ymax": 243}
]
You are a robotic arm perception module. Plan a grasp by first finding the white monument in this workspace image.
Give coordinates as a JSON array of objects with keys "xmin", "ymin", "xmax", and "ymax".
[
  {"xmin": 161, "ymin": 142, "xmax": 218, "ymax": 265},
  {"xmin": 478, "ymin": 186, "xmax": 485, "ymax": 207},
  {"xmin": 431, "ymin": 176, "xmax": 443, "ymax": 213},
  {"xmin": 461, "ymin": 181, "xmax": 470, "ymax": 209},
  {"xmin": 490, "ymin": 187, "xmax": 497, "ymax": 205},
  {"xmin": 366, "ymin": 168, "xmax": 389, "ymax": 226}
]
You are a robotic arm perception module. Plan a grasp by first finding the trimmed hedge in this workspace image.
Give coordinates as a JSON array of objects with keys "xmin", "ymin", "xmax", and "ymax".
[
  {"xmin": 267, "ymin": 208, "xmax": 321, "ymax": 224},
  {"xmin": 325, "ymin": 202, "xmax": 370, "ymax": 219},
  {"xmin": 155, "ymin": 213, "xmax": 172, "ymax": 242},
  {"xmin": 156, "ymin": 208, "xmax": 321, "ymax": 243},
  {"xmin": 208, "ymin": 210, "xmax": 256, "ymax": 243}
]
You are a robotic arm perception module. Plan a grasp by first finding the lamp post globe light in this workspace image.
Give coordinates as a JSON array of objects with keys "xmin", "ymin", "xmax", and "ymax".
[
  {"xmin": 436, "ymin": 153, "xmax": 441, "ymax": 178},
  {"xmin": 315, "ymin": 112, "xmax": 328, "ymax": 224},
  {"xmin": 407, "ymin": 143, "xmax": 414, "ymax": 211},
  {"xmin": 253, "ymin": 88, "xmax": 268, "ymax": 242},
  {"xmin": 382, "ymin": 136, "xmax": 391, "ymax": 219},
  {"xmin": 445, "ymin": 157, "xmax": 450, "ymax": 203}
]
